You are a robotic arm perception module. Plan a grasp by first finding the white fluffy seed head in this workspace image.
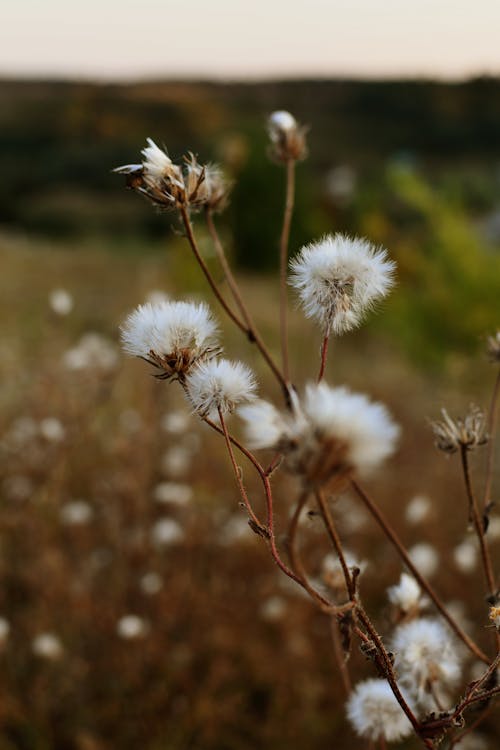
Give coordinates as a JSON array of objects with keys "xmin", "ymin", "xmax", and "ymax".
[
  {"xmin": 186, "ymin": 359, "xmax": 257, "ymax": 420},
  {"xmin": 387, "ymin": 573, "xmax": 421, "ymax": 614},
  {"xmin": 346, "ymin": 678, "xmax": 414, "ymax": 742},
  {"xmin": 239, "ymin": 382, "xmax": 399, "ymax": 483},
  {"xmin": 392, "ymin": 618, "xmax": 463, "ymax": 708},
  {"xmin": 120, "ymin": 301, "xmax": 219, "ymax": 378},
  {"xmin": 141, "ymin": 138, "xmax": 174, "ymax": 180},
  {"xmin": 289, "ymin": 234, "xmax": 396, "ymax": 335}
]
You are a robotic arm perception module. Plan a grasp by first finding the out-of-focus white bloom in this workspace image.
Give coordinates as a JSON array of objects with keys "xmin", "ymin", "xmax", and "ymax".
[
  {"xmin": 325, "ymin": 165, "xmax": 356, "ymax": 204},
  {"xmin": 487, "ymin": 330, "xmax": 500, "ymax": 363},
  {"xmin": 0, "ymin": 617, "xmax": 10, "ymax": 642},
  {"xmin": 217, "ymin": 515, "xmax": 252, "ymax": 546},
  {"xmin": 387, "ymin": 573, "xmax": 421, "ymax": 614},
  {"xmin": 453, "ymin": 734, "xmax": 489, "ymax": 750},
  {"xmin": 140, "ymin": 572, "xmax": 163, "ymax": 595},
  {"xmin": 3, "ymin": 475, "xmax": 34, "ymax": 502},
  {"xmin": 121, "ymin": 301, "xmax": 219, "ymax": 379},
  {"xmin": 63, "ymin": 333, "xmax": 118, "ymax": 372},
  {"xmin": 322, "ymin": 550, "xmax": 365, "ymax": 592},
  {"xmin": 346, "ymin": 678, "xmax": 414, "ymax": 742},
  {"xmin": 119, "ymin": 409, "xmax": 143, "ymax": 434},
  {"xmin": 392, "ymin": 618, "xmax": 462, "ymax": 708},
  {"xmin": 151, "ymin": 518, "xmax": 184, "ymax": 547},
  {"xmin": 487, "ymin": 515, "xmax": 500, "ymax": 540},
  {"xmin": 186, "ymin": 359, "xmax": 256, "ymax": 419},
  {"xmin": 39, "ymin": 417, "xmax": 65, "ymax": 443},
  {"xmin": 405, "ymin": 495, "xmax": 431, "ymax": 525},
  {"xmin": 267, "ymin": 110, "xmax": 307, "ymax": 161},
  {"xmin": 153, "ymin": 481, "xmax": 193, "ymax": 505},
  {"xmin": 160, "ymin": 446, "xmax": 192, "ymax": 477},
  {"xmin": 5, "ymin": 417, "xmax": 38, "ymax": 446},
  {"xmin": 49, "ymin": 288, "xmax": 73, "ymax": 316},
  {"xmin": 407, "ymin": 543, "xmax": 439, "ymax": 578},
  {"xmin": 144, "ymin": 289, "xmax": 170, "ymax": 306},
  {"xmin": 32, "ymin": 633, "xmax": 63, "ymax": 660},
  {"xmin": 161, "ymin": 410, "xmax": 190, "ymax": 435},
  {"xmin": 117, "ymin": 614, "xmax": 148, "ymax": 639},
  {"xmin": 60, "ymin": 500, "xmax": 93, "ymax": 526},
  {"xmin": 239, "ymin": 383, "xmax": 399, "ymax": 482},
  {"xmin": 259, "ymin": 596, "xmax": 287, "ymax": 622},
  {"xmin": 453, "ymin": 539, "xmax": 478, "ymax": 573},
  {"xmin": 289, "ymin": 234, "xmax": 395, "ymax": 335}
]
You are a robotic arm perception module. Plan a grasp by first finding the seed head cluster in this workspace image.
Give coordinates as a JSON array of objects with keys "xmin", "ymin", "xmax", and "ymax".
[
  {"xmin": 346, "ymin": 678, "xmax": 414, "ymax": 742},
  {"xmin": 431, "ymin": 406, "xmax": 488, "ymax": 454},
  {"xmin": 289, "ymin": 234, "xmax": 396, "ymax": 335},
  {"xmin": 267, "ymin": 110, "xmax": 307, "ymax": 162}
]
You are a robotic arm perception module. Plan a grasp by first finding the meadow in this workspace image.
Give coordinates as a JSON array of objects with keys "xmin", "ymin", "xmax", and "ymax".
[{"xmin": 0, "ymin": 80, "xmax": 499, "ymax": 748}]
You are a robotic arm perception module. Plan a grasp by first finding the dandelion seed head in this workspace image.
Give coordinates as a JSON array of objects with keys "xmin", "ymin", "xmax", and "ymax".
[
  {"xmin": 184, "ymin": 156, "xmax": 231, "ymax": 212},
  {"xmin": 346, "ymin": 678, "xmax": 414, "ymax": 742},
  {"xmin": 49, "ymin": 288, "xmax": 73, "ymax": 316},
  {"xmin": 289, "ymin": 234, "xmax": 396, "ymax": 335},
  {"xmin": 268, "ymin": 110, "xmax": 307, "ymax": 161},
  {"xmin": 121, "ymin": 301, "xmax": 219, "ymax": 379},
  {"xmin": 117, "ymin": 614, "xmax": 148, "ymax": 640},
  {"xmin": 387, "ymin": 573, "xmax": 421, "ymax": 614},
  {"xmin": 186, "ymin": 359, "xmax": 257, "ymax": 420},
  {"xmin": 392, "ymin": 618, "xmax": 462, "ymax": 708},
  {"xmin": 431, "ymin": 406, "xmax": 488, "ymax": 454},
  {"xmin": 63, "ymin": 332, "xmax": 118, "ymax": 373},
  {"xmin": 32, "ymin": 633, "xmax": 63, "ymax": 660}
]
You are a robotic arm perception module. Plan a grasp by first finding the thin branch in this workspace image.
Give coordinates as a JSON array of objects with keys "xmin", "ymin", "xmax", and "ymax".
[
  {"xmin": 318, "ymin": 333, "xmax": 330, "ymax": 382},
  {"xmin": 279, "ymin": 158, "xmax": 296, "ymax": 384},
  {"xmin": 351, "ymin": 479, "xmax": 490, "ymax": 664},
  {"xmin": 483, "ymin": 367, "xmax": 500, "ymax": 511}
]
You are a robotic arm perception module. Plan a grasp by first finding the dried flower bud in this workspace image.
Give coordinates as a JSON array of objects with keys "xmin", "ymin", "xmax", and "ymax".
[
  {"xmin": 184, "ymin": 154, "xmax": 231, "ymax": 212},
  {"xmin": 267, "ymin": 110, "xmax": 307, "ymax": 162},
  {"xmin": 431, "ymin": 406, "xmax": 488, "ymax": 454},
  {"xmin": 114, "ymin": 138, "xmax": 186, "ymax": 210},
  {"xmin": 489, "ymin": 605, "xmax": 500, "ymax": 629},
  {"xmin": 487, "ymin": 331, "xmax": 500, "ymax": 363}
]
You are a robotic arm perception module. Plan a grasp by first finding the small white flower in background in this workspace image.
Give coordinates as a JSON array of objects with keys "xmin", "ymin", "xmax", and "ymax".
[
  {"xmin": 144, "ymin": 289, "xmax": 170, "ymax": 306},
  {"xmin": 346, "ymin": 678, "xmax": 414, "ymax": 743},
  {"xmin": 116, "ymin": 614, "xmax": 148, "ymax": 640},
  {"xmin": 160, "ymin": 446, "xmax": 192, "ymax": 477},
  {"xmin": 32, "ymin": 632, "xmax": 63, "ymax": 660},
  {"xmin": 140, "ymin": 572, "xmax": 163, "ymax": 596},
  {"xmin": 63, "ymin": 332, "xmax": 118, "ymax": 372},
  {"xmin": 268, "ymin": 110, "xmax": 307, "ymax": 161},
  {"xmin": 119, "ymin": 409, "xmax": 143, "ymax": 434},
  {"xmin": 387, "ymin": 573, "xmax": 421, "ymax": 615},
  {"xmin": 39, "ymin": 417, "xmax": 65, "ymax": 443},
  {"xmin": 453, "ymin": 539, "xmax": 478, "ymax": 573},
  {"xmin": 3, "ymin": 475, "xmax": 34, "ymax": 502},
  {"xmin": 405, "ymin": 494, "xmax": 431, "ymax": 525},
  {"xmin": 392, "ymin": 618, "xmax": 462, "ymax": 709},
  {"xmin": 322, "ymin": 550, "xmax": 365, "ymax": 592},
  {"xmin": 151, "ymin": 518, "xmax": 184, "ymax": 547},
  {"xmin": 161, "ymin": 410, "xmax": 190, "ymax": 435},
  {"xmin": 60, "ymin": 500, "xmax": 93, "ymax": 526},
  {"xmin": 289, "ymin": 234, "xmax": 395, "ymax": 336},
  {"xmin": 49, "ymin": 288, "xmax": 73, "ymax": 316},
  {"xmin": 0, "ymin": 617, "xmax": 10, "ymax": 642},
  {"xmin": 407, "ymin": 543, "xmax": 439, "ymax": 578},
  {"xmin": 259, "ymin": 596, "xmax": 287, "ymax": 622},
  {"xmin": 152, "ymin": 481, "xmax": 193, "ymax": 505},
  {"xmin": 240, "ymin": 382, "xmax": 399, "ymax": 483},
  {"xmin": 186, "ymin": 359, "xmax": 257, "ymax": 420},
  {"xmin": 121, "ymin": 300, "xmax": 219, "ymax": 380}
]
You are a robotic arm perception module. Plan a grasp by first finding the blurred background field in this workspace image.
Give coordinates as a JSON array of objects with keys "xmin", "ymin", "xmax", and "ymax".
[{"xmin": 0, "ymin": 77, "xmax": 499, "ymax": 748}]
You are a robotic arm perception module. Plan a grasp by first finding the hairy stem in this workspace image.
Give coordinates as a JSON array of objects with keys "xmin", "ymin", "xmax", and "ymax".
[{"xmin": 318, "ymin": 333, "xmax": 330, "ymax": 382}]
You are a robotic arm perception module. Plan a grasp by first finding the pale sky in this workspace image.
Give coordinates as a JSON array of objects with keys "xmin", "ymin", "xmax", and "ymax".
[{"xmin": 3, "ymin": 0, "xmax": 500, "ymax": 80}]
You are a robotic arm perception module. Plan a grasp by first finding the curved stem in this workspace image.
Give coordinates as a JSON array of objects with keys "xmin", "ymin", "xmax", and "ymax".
[
  {"xmin": 483, "ymin": 367, "xmax": 500, "ymax": 511},
  {"xmin": 459, "ymin": 447, "xmax": 499, "ymax": 651},
  {"xmin": 179, "ymin": 205, "xmax": 246, "ymax": 333},
  {"xmin": 279, "ymin": 159, "xmax": 295, "ymax": 384},
  {"xmin": 351, "ymin": 479, "xmax": 490, "ymax": 664},
  {"xmin": 204, "ymin": 208, "xmax": 289, "ymax": 399}
]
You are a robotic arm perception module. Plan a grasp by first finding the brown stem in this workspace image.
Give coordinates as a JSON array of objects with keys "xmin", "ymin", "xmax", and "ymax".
[
  {"xmin": 483, "ymin": 367, "xmax": 500, "ymax": 511},
  {"xmin": 279, "ymin": 158, "xmax": 295, "ymax": 384},
  {"xmin": 179, "ymin": 205, "xmax": 246, "ymax": 333},
  {"xmin": 459, "ymin": 446, "xmax": 499, "ymax": 651},
  {"xmin": 315, "ymin": 489, "xmax": 355, "ymax": 599},
  {"xmin": 318, "ymin": 333, "xmax": 330, "ymax": 382},
  {"xmin": 205, "ymin": 208, "xmax": 289, "ymax": 399},
  {"xmin": 351, "ymin": 479, "xmax": 489, "ymax": 664},
  {"xmin": 218, "ymin": 407, "xmax": 262, "ymax": 529},
  {"xmin": 329, "ymin": 615, "xmax": 352, "ymax": 696}
]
